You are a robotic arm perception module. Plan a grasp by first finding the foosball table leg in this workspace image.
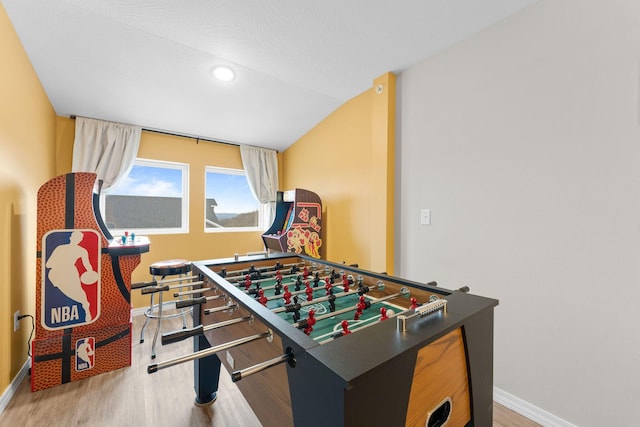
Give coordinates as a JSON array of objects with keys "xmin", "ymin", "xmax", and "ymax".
[{"xmin": 193, "ymin": 333, "xmax": 221, "ymax": 406}]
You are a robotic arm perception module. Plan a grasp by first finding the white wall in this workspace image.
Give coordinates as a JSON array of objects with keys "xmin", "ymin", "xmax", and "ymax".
[{"xmin": 396, "ymin": 1, "xmax": 640, "ymax": 425}]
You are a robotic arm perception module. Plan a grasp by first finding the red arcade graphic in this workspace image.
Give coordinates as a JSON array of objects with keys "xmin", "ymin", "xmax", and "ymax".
[{"xmin": 41, "ymin": 229, "xmax": 101, "ymax": 330}]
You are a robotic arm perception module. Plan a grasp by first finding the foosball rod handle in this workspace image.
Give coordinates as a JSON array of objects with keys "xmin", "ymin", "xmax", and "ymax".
[
  {"xmin": 175, "ymin": 297, "xmax": 208, "ymax": 308},
  {"xmin": 131, "ymin": 280, "xmax": 157, "ymax": 289},
  {"xmin": 231, "ymin": 348, "xmax": 296, "ymax": 382},
  {"xmin": 140, "ymin": 285, "xmax": 170, "ymax": 295},
  {"xmin": 148, "ymin": 330, "xmax": 272, "ymax": 374},
  {"xmin": 161, "ymin": 315, "xmax": 253, "ymax": 345},
  {"xmin": 161, "ymin": 325, "xmax": 204, "ymax": 345},
  {"xmin": 175, "ymin": 294, "xmax": 225, "ymax": 309}
]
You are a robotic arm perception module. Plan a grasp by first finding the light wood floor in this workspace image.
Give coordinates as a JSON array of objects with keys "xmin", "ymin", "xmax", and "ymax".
[{"xmin": 1, "ymin": 315, "xmax": 539, "ymax": 427}]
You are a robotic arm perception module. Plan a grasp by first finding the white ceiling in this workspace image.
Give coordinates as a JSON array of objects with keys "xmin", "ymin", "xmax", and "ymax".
[{"xmin": 3, "ymin": 0, "xmax": 536, "ymax": 152}]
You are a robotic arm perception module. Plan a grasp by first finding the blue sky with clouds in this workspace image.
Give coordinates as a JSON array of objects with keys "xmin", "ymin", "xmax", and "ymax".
[
  {"xmin": 206, "ymin": 171, "xmax": 258, "ymax": 213},
  {"xmin": 109, "ymin": 165, "xmax": 258, "ymax": 213}
]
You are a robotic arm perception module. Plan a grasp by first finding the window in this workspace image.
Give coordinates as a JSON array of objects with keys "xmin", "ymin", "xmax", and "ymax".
[
  {"xmin": 205, "ymin": 167, "xmax": 261, "ymax": 231},
  {"xmin": 102, "ymin": 159, "xmax": 189, "ymax": 235}
]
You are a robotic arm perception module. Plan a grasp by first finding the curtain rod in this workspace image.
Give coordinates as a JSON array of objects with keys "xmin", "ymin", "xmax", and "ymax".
[
  {"xmin": 142, "ymin": 127, "xmax": 240, "ymax": 148},
  {"xmin": 69, "ymin": 115, "xmax": 240, "ymax": 148}
]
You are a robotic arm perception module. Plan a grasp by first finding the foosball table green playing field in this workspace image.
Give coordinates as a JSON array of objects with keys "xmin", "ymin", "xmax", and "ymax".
[{"xmin": 147, "ymin": 253, "xmax": 499, "ymax": 427}]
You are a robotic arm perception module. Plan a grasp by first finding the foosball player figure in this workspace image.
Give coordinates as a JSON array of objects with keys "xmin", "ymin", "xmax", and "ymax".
[
  {"xmin": 290, "ymin": 264, "xmax": 300, "ymax": 275},
  {"xmin": 341, "ymin": 320, "xmax": 352, "ymax": 335},
  {"xmin": 275, "ymin": 270, "xmax": 283, "ymax": 281},
  {"xmin": 294, "ymin": 276, "xmax": 303, "ymax": 292},
  {"xmin": 299, "ymin": 309, "xmax": 316, "ymax": 335},
  {"xmin": 410, "ymin": 297, "xmax": 419, "ymax": 309},
  {"xmin": 244, "ymin": 275, "xmax": 252, "ymax": 290},
  {"xmin": 331, "ymin": 270, "xmax": 341, "ymax": 282},
  {"xmin": 285, "ymin": 296, "xmax": 302, "ymax": 322},
  {"xmin": 283, "ymin": 285, "xmax": 292, "ymax": 305},
  {"xmin": 258, "ymin": 289, "xmax": 268, "ymax": 306},
  {"xmin": 327, "ymin": 288, "xmax": 336, "ymax": 313},
  {"xmin": 247, "ymin": 264, "xmax": 262, "ymax": 280},
  {"xmin": 292, "ymin": 297, "xmax": 301, "ymax": 322},
  {"xmin": 324, "ymin": 278, "xmax": 333, "ymax": 295},
  {"xmin": 329, "ymin": 270, "xmax": 337, "ymax": 284},
  {"xmin": 354, "ymin": 295, "xmax": 371, "ymax": 320},
  {"xmin": 305, "ymin": 281, "xmax": 313, "ymax": 302},
  {"xmin": 342, "ymin": 274, "xmax": 350, "ymax": 293},
  {"xmin": 313, "ymin": 272, "xmax": 321, "ymax": 287},
  {"xmin": 248, "ymin": 282, "xmax": 261, "ymax": 297},
  {"xmin": 219, "ymin": 268, "xmax": 227, "ymax": 278},
  {"xmin": 274, "ymin": 278, "xmax": 283, "ymax": 295},
  {"xmin": 330, "ymin": 320, "xmax": 352, "ymax": 339},
  {"xmin": 303, "ymin": 266, "xmax": 309, "ymax": 279},
  {"xmin": 379, "ymin": 307, "xmax": 389, "ymax": 321},
  {"xmin": 357, "ymin": 282, "xmax": 370, "ymax": 296},
  {"xmin": 274, "ymin": 262, "xmax": 283, "ymax": 271}
]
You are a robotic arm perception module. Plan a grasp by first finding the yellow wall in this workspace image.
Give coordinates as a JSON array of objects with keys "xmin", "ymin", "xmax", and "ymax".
[
  {"xmin": 0, "ymin": 3, "xmax": 57, "ymax": 394},
  {"xmin": 0, "ymin": 0, "xmax": 395, "ymax": 396},
  {"xmin": 55, "ymin": 121, "xmax": 266, "ymax": 308},
  {"xmin": 282, "ymin": 72, "xmax": 396, "ymax": 273}
]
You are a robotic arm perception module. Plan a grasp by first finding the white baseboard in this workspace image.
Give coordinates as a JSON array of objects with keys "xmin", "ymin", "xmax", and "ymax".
[
  {"xmin": 494, "ymin": 386, "xmax": 576, "ymax": 427},
  {"xmin": 0, "ymin": 358, "xmax": 31, "ymax": 417}
]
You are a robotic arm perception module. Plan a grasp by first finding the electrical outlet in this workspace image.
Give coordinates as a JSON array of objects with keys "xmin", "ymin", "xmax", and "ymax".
[{"xmin": 14, "ymin": 310, "xmax": 20, "ymax": 332}]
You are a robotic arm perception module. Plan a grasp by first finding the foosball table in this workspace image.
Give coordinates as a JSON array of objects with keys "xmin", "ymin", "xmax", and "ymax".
[{"xmin": 147, "ymin": 253, "xmax": 498, "ymax": 427}]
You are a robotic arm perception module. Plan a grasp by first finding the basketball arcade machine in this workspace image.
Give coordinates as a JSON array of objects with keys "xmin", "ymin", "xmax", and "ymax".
[{"xmin": 32, "ymin": 172, "xmax": 149, "ymax": 391}]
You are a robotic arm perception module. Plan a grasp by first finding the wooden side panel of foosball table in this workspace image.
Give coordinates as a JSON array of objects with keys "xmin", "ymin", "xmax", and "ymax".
[
  {"xmin": 203, "ymin": 302, "xmax": 293, "ymax": 427},
  {"xmin": 404, "ymin": 327, "xmax": 471, "ymax": 427}
]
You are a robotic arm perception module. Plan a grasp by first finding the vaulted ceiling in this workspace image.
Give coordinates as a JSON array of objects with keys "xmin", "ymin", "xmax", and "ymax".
[{"xmin": 3, "ymin": 0, "xmax": 537, "ymax": 151}]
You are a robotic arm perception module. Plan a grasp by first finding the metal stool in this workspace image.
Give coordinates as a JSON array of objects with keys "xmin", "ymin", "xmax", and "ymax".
[{"xmin": 140, "ymin": 259, "xmax": 193, "ymax": 359}]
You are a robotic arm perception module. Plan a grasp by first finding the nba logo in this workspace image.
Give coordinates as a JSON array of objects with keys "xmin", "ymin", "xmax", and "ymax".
[
  {"xmin": 41, "ymin": 229, "xmax": 101, "ymax": 330},
  {"xmin": 76, "ymin": 337, "xmax": 95, "ymax": 371}
]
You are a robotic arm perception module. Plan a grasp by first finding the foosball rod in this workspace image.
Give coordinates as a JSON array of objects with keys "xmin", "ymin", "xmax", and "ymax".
[
  {"xmin": 204, "ymin": 303, "xmax": 237, "ymax": 315},
  {"xmin": 271, "ymin": 287, "xmax": 363, "ymax": 314},
  {"xmin": 174, "ymin": 293, "xmax": 225, "ymax": 309},
  {"xmin": 316, "ymin": 294, "xmax": 442, "ymax": 344},
  {"xmin": 243, "ymin": 269, "xmax": 342, "ymax": 294},
  {"xmin": 232, "ymin": 270, "xmax": 307, "ymax": 289},
  {"xmin": 131, "ymin": 275, "xmax": 201, "ymax": 289},
  {"xmin": 292, "ymin": 289, "xmax": 409, "ymax": 328},
  {"xmin": 247, "ymin": 267, "xmax": 360, "ymax": 292},
  {"xmin": 220, "ymin": 261, "xmax": 307, "ymax": 278},
  {"xmin": 135, "ymin": 281, "xmax": 206, "ymax": 296},
  {"xmin": 262, "ymin": 278, "xmax": 333, "ymax": 301},
  {"xmin": 231, "ymin": 348, "xmax": 295, "ymax": 382},
  {"xmin": 148, "ymin": 330, "xmax": 272, "ymax": 374},
  {"xmin": 173, "ymin": 287, "xmax": 214, "ymax": 297},
  {"xmin": 317, "ymin": 310, "xmax": 404, "ymax": 344},
  {"xmin": 161, "ymin": 315, "xmax": 254, "ymax": 345},
  {"xmin": 261, "ymin": 272, "xmax": 362, "ymax": 300}
]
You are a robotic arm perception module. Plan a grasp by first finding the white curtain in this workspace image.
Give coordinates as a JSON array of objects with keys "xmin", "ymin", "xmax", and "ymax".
[
  {"xmin": 71, "ymin": 117, "xmax": 141, "ymax": 191},
  {"xmin": 240, "ymin": 145, "xmax": 279, "ymax": 228}
]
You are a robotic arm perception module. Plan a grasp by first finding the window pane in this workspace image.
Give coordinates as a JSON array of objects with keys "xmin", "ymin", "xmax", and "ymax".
[
  {"xmin": 205, "ymin": 168, "xmax": 260, "ymax": 230},
  {"xmin": 104, "ymin": 160, "xmax": 188, "ymax": 233}
]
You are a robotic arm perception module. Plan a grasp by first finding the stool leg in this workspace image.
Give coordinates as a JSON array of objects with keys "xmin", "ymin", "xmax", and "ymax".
[
  {"xmin": 140, "ymin": 292, "xmax": 154, "ymax": 344},
  {"xmin": 180, "ymin": 273, "xmax": 188, "ymax": 329},
  {"xmin": 151, "ymin": 281, "xmax": 165, "ymax": 359}
]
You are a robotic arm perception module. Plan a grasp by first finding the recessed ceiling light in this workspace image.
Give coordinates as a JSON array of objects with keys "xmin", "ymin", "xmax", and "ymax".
[{"xmin": 211, "ymin": 66, "xmax": 235, "ymax": 82}]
